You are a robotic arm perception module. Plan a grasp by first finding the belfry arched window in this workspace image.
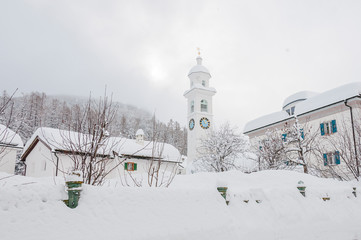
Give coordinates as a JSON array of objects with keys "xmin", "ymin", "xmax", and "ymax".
[
  {"xmin": 191, "ymin": 100, "xmax": 194, "ymax": 113},
  {"xmin": 201, "ymin": 99, "xmax": 208, "ymax": 112}
]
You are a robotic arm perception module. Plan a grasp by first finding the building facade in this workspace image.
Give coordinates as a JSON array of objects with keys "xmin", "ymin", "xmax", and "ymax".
[
  {"xmin": 184, "ymin": 55, "xmax": 216, "ymax": 172},
  {"xmin": 243, "ymin": 82, "xmax": 361, "ymax": 180},
  {"xmin": 0, "ymin": 124, "xmax": 23, "ymax": 174},
  {"xmin": 21, "ymin": 127, "xmax": 181, "ymax": 182}
]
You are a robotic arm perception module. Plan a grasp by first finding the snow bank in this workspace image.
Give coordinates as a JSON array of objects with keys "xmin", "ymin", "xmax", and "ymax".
[{"xmin": 1, "ymin": 171, "xmax": 361, "ymax": 240}]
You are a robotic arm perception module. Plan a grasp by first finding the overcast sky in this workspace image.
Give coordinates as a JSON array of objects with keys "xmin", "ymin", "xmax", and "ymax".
[{"xmin": 1, "ymin": 0, "xmax": 361, "ymax": 130}]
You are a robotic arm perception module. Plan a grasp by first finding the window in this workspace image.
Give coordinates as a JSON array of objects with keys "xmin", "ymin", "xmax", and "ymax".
[
  {"xmin": 190, "ymin": 100, "xmax": 194, "ymax": 113},
  {"xmin": 291, "ymin": 106, "xmax": 295, "ymax": 115},
  {"xmin": 320, "ymin": 120, "xmax": 337, "ymax": 136},
  {"xmin": 202, "ymin": 80, "xmax": 206, "ymax": 87},
  {"xmin": 200, "ymin": 99, "xmax": 208, "ymax": 112},
  {"xmin": 286, "ymin": 107, "xmax": 295, "ymax": 115},
  {"xmin": 282, "ymin": 133, "xmax": 287, "ymax": 142},
  {"xmin": 323, "ymin": 151, "xmax": 340, "ymax": 166},
  {"xmin": 124, "ymin": 162, "xmax": 137, "ymax": 171}
]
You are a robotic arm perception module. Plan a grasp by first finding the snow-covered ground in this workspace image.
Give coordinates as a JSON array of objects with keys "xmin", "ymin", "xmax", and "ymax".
[{"xmin": 1, "ymin": 170, "xmax": 361, "ymax": 240}]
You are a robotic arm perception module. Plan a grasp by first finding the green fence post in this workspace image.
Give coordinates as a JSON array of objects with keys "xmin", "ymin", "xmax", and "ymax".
[
  {"xmin": 63, "ymin": 171, "xmax": 83, "ymax": 209},
  {"xmin": 217, "ymin": 187, "xmax": 229, "ymax": 205},
  {"xmin": 297, "ymin": 180, "xmax": 306, "ymax": 197}
]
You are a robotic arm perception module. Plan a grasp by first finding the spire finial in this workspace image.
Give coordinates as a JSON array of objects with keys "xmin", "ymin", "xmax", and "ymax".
[{"xmin": 196, "ymin": 48, "xmax": 202, "ymax": 65}]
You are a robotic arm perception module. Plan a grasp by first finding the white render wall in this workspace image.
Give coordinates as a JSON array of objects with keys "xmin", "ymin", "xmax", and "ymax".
[
  {"xmin": 25, "ymin": 141, "xmax": 179, "ymax": 180},
  {"xmin": 0, "ymin": 147, "xmax": 20, "ymax": 174},
  {"xmin": 246, "ymin": 100, "xmax": 360, "ymax": 179}
]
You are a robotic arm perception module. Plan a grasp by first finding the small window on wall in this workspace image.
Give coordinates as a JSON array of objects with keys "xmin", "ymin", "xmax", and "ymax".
[
  {"xmin": 200, "ymin": 99, "xmax": 208, "ymax": 112},
  {"xmin": 323, "ymin": 151, "xmax": 340, "ymax": 166},
  {"xmin": 290, "ymin": 106, "xmax": 295, "ymax": 115},
  {"xmin": 191, "ymin": 100, "xmax": 194, "ymax": 113},
  {"xmin": 124, "ymin": 162, "xmax": 137, "ymax": 171},
  {"xmin": 320, "ymin": 120, "xmax": 337, "ymax": 136},
  {"xmin": 202, "ymin": 80, "xmax": 206, "ymax": 87}
]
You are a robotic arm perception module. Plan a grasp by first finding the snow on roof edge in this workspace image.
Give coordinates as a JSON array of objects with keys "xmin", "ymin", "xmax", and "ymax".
[{"xmin": 244, "ymin": 82, "xmax": 361, "ymax": 134}]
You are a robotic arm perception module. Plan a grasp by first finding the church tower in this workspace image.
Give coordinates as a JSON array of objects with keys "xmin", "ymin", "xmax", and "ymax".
[{"xmin": 184, "ymin": 54, "xmax": 216, "ymax": 171}]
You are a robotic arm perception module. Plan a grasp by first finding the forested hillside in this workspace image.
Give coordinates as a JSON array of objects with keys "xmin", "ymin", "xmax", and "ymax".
[{"xmin": 0, "ymin": 91, "xmax": 187, "ymax": 155}]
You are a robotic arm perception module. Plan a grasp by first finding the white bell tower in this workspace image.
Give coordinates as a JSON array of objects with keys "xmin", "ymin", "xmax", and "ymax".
[{"xmin": 184, "ymin": 53, "xmax": 216, "ymax": 171}]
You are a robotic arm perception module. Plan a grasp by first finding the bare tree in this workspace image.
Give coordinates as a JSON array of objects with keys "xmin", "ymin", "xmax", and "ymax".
[
  {"xmin": 282, "ymin": 117, "xmax": 320, "ymax": 174},
  {"xmin": 0, "ymin": 89, "xmax": 23, "ymax": 173},
  {"xmin": 255, "ymin": 128, "xmax": 287, "ymax": 170},
  {"xmin": 146, "ymin": 118, "xmax": 178, "ymax": 187},
  {"xmin": 52, "ymin": 91, "xmax": 121, "ymax": 185},
  {"xmin": 115, "ymin": 117, "xmax": 179, "ymax": 188},
  {"xmin": 318, "ymin": 117, "xmax": 361, "ymax": 181},
  {"xmin": 194, "ymin": 122, "xmax": 249, "ymax": 172}
]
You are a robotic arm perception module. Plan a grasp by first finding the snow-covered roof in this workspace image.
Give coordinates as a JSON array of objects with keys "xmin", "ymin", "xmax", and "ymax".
[
  {"xmin": 136, "ymin": 129, "xmax": 144, "ymax": 136},
  {"xmin": 295, "ymin": 82, "xmax": 361, "ymax": 115},
  {"xmin": 188, "ymin": 65, "xmax": 210, "ymax": 76},
  {"xmin": 243, "ymin": 111, "xmax": 291, "ymax": 133},
  {"xmin": 283, "ymin": 91, "xmax": 318, "ymax": 109},
  {"xmin": 0, "ymin": 124, "xmax": 23, "ymax": 147},
  {"xmin": 111, "ymin": 137, "xmax": 181, "ymax": 163},
  {"xmin": 22, "ymin": 127, "xmax": 181, "ymax": 163},
  {"xmin": 244, "ymin": 82, "xmax": 361, "ymax": 134},
  {"xmin": 183, "ymin": 83, "xmax": 217, "ymax": 96},
  {"xmin": 188, "ymin": 56, "xmax": 211, "ymax": 76}
]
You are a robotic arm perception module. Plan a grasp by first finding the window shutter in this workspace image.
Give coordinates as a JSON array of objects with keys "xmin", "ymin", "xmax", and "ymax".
[
  {"xmin": 134, "ymin": 163, "xmax": 137, "ymax": 171},
  {"xmin": 320, "ymin": 123, "xmax": 325, "ymax": 136},
  {"xmin": 331, "ymin": 120, "xmax": 337, "ymax": 133},
  {"xmin": 323, "ymin": 153, "xmax": 328, "ymax": 166},
  {"xmin": 334, "ymin": 152, "xmax": 340, "ymax": 164},
  {"xmin": 124, "ymin": 162, "xmax": 128, "ymax": 170},
  {"xmin": 300, "ymin": 129, "xmax": 304, "ymax": 139},
  {"xmin": 282, "ymin": 134, "xmax": 287, "ymax": 142}
]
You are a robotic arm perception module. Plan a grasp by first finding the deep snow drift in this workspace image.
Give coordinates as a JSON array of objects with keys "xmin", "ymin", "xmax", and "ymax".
[{"xmin": 1, "ymin": 170, "xmax": 361, "ymax": 240}]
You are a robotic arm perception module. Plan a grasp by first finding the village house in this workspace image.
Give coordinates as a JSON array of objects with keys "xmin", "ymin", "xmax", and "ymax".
[
  {"xmin": 20, "ymin": 127, "xmax": 182, "ymax": 180},
  {"xmin": 243, "ymin": 82, "xmax": 361, "ymax": 180},
  {"xmin": 0, "ymin": 124, "xmax": 23, "ymax": 174}
]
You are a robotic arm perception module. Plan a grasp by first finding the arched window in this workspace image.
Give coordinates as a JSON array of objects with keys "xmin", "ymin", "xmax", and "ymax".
[
  {"xmin": 202, "ymin": 80, "xmax": 206, "ymax": 87},
  {"xmin": 191, "ymin": 100, "xmax": 194, "ymax": 113},
  {"xmin": 201, "ymin": 99, "xmax": 208, "ymax": 112}
]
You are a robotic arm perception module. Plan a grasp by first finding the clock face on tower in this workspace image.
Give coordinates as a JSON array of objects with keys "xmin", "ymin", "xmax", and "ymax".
[
  {"xmin": 189, "ymin": 119, "xmax": 195, "ymax": 130},
  {"xmin": 199, "ymin": 117, "xmax": 210, "ymax": 129}
]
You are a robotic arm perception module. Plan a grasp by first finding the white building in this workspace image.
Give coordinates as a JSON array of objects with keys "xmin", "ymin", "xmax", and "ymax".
[
  {"xmin": 21, "ymin": 127, "xmax": 181, "ymax": 180},
  {"xmin": 184, "ymin": 54, "xmax": 216, "ymax": 172},
  {"xmin": 0, "ymin": 124, "xmax": 23, "ymax": 174},
  {"xmin": 243, "ymin": 82, "xmax": 361, "ymax": 180}
]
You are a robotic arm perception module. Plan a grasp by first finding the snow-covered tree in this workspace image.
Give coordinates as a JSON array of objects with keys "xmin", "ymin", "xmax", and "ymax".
[
  {"xmin": 195, "ymin": 122, "xmax": 249, "ymax": 172},
  {"xmin": 282, "ymin": 117, "xmax": 320, "ymax": 174},
  {"xmin": 255, "ymin": 128, "xmax": 287, "ymax": 170}
]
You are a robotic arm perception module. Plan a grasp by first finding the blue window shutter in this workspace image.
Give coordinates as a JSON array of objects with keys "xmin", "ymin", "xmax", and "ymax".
[
  {"xmin": 320, "ymin": 123, "xmax": 325, "ymax": 136},
  {"xmin": 124, "ymin": 162, "xmax": 128, "ymax": 170},
  {"xmin": 282, "ymin": 134, "xmax": 287, "ymax": 142},
  {"xmin": 300, "ymin": 129, "xmax": 304, "ymax": 139},
  {"xmin": 335, "ymin": 151, "xmax": 340, "ymax": 164},
  {"xmin": 323, "ymin": 153, "xmax": 328, "ymax": 166},
  {"xmin": 331, "ymin": 120, "xmax": 337, "ymax": 133}
]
